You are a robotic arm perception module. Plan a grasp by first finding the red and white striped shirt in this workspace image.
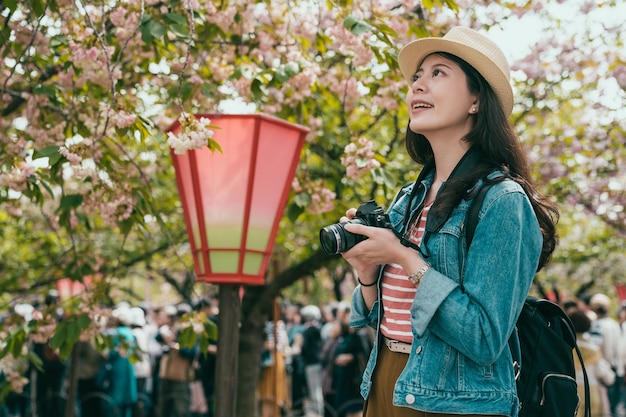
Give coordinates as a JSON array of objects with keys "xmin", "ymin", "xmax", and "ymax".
[{"xmin": 380, "ymin": 201, "xmax": 432, "ymax": 343}]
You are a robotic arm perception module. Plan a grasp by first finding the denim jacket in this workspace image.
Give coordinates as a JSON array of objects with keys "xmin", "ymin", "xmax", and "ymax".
[{"xmin": 350, "ymin": 163, "xmax": 542, "ymax": 416}]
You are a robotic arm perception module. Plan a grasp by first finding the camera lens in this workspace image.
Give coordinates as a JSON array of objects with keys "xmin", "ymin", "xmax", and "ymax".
[
  {"xmin": 319, "ymin": 219, "xmax": 367, "ymax": 255},
  {"xmin": 319, "ymin": 225, "xmax": 341, "ymax": 255}
]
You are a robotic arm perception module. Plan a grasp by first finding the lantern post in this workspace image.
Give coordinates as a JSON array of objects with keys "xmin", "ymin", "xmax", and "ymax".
[{"xmin": 168, "ymin": 113, "xmax": 308, "ymax": 417}]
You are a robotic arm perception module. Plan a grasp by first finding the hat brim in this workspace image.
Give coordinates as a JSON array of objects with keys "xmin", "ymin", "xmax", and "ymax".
[{"xmin": 398, "ymin": 38, "xmax": 514, "ymax": 116}]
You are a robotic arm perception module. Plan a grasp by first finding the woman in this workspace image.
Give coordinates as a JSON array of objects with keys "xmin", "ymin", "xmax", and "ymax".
[
  {"xmin": 341, "ymin": 27, "xmax": 559, "ymax": 417},
  {"xmin": 258, "ymin": 319, "xmax": 290, "ymax": 417}
]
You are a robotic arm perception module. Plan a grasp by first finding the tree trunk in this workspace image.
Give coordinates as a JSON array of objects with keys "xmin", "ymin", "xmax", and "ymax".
[
  {"xmin": 235, "ymin": 250, "xmax": 332, "ymax": 417},
  {"xmin": 237, "ymin": 285, "xmax": 270, "ymax": 417}
]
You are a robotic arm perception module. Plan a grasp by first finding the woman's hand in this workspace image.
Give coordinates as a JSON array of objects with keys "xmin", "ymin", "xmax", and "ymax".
[
  {"xmin": 340, "ymin": 207, "xmax": 425, "ymax": 285},
  {"xmin": 340, "ymin": 208, "xmax": 406, "ymax": 284}
]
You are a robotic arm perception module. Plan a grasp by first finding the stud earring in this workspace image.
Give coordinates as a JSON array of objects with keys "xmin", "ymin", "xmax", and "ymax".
[{"xmin": 471, "ymin": 107, "xmax": 477, "ymax": 113}]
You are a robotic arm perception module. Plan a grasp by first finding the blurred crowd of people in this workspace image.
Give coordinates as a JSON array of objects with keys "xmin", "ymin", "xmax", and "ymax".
[
  {"xmin": 0, "ymin": 291, "xmax": 374, "ymax": 417},
  {"xmin": 0, "ymin": 293, "xmax": 218, "ymax": 417},
  {"xmin": 258, "ymin": 301, "xmax": 374, "ymax": 417},
  {"xmin": 6, "ymin": 289, "xmax": 626, "ymax": 417}
]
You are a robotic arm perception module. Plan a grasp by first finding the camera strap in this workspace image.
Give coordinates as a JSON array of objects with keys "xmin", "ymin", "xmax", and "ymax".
[
  {"xmin": 398, "ymin": 147, "xmax": 485, "ymax": 258},
  {"xmin": 397, "ymin": 178, "xmax": 430, "ymax": 258}
]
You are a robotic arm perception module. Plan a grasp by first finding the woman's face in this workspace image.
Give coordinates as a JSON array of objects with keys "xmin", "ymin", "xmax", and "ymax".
[{"xmin": 406, "ymin": 54, "xmax": 478, "ymax": 141}]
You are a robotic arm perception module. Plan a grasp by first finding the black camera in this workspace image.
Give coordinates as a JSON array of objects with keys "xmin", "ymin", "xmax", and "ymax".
[{"xmin": 319, "ymin": 200, "xmax": 392, "ymax": 255}]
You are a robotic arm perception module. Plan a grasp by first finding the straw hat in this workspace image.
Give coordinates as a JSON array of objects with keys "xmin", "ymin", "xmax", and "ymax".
[{"xmin": 398, "ymin": 26, "xmax": 514, "ymax": 116}]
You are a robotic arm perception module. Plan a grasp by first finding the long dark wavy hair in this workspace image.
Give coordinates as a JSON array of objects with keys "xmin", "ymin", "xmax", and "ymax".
[{"xmin": 406, "ymin": 52, "xmax": 559, "ymax": 270}]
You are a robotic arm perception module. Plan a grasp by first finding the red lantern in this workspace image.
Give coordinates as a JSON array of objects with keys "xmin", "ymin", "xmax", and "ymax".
[{"xmin": 167, "ymin": 113, "xmax": 309, "ymax": 285}]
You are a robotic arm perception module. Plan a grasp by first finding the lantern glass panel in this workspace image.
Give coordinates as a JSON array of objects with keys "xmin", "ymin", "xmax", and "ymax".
[
  {"xmin": 243, "ymin": 253, "xmax": 263, "ymax": 275},
  {"xmin": 209, "ymin": 251, "xmax": 240, "ymax": 273}
]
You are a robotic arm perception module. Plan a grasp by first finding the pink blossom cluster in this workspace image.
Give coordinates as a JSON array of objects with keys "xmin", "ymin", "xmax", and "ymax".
[
  {"xmin": 69, "ymin": 41, "xmax": 121, "ymax": 88},
  {"xmin": 84, "ymin": 189, "xmax": 137, "ymax": 226},
  {"xmin": 326, "ymin": 75, "xmax": 360, "ymax": 111},
  {"xmin": 308, "ymin": 185, "xmax": 337, "ymax": 215},
  {"xmin": 26, "ymin": 122, "xmax": 66, "ymax": 149},
  {"xmin": 102, "ymin": 105, "xmax": 138, "ymax": 129},
  {"xmin": 59, "ymin": 145, "xmax": 83, "ymax": 165},
  {"xmin": 341, "ymin": 136, "xmax": 381, "ymax": 181},
  {"xmin": 108, "ymin": 6, "xmax": 140, "ymax": 40},
  {"xmin": 325, "ymin": 25, "xmax": 373, "ymax": 68},
  {"xmin": 0, "ymin": 162, "xmax": 36, "ymax": 192},
  {"xmin": 167, "ymin": 115, "xmax": 216, "ymax": 155},
  {"xmin": 372, "ymin": 81, "xmax": 406, "ymax": 112}
]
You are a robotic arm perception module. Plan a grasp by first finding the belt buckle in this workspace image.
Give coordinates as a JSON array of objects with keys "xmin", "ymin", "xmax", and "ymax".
[{"xmin": 385, "ymin": 337, "xmax": 409, "ymax": 354}]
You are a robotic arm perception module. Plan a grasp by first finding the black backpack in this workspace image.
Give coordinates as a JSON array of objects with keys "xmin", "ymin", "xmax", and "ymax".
[{"xmin": 464, "ymin": 182, "xmax": 591, "ymax": 417}]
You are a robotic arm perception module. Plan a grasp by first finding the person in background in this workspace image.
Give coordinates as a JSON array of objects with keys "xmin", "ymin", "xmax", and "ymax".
[
  {"xmin": 341, "ymin": 26, "xmax": 559, "ymax": 416},
  {"xmin": 32, "ymin": 293, "xmax": 67, "ymax": 417},
  {"xmin": 568, "ymin": 307, "xmax": 615, "ymax": 417},
  {"xmin": 257, "ymin": 319, "xmax": 290, "ymax": 417},
  {"xmin": 99, "ymin": 306, "xmax": 138, "ymax": 417},
  {"xmin": 149, "ymin": 304, "xmax": 178, "ymax": 416},
  {"xmin": 332, "ymin": 310, "xmax": 370, "ymax": 417},
  {"xmin": 617, "ymin": 303, "xmax": 626, "ymax": 417},
  {"xmin": 589, "ymin": 293, "xmax": 624, "ymax": 417},
  {"xmin": 129, "ymin": 306, "xmax": 152, "ymax": 417},
  {"xmin": 192, "ymin": 297, "xmax": 218, "ymax": 417},
  {"xmin": 321, "ymin": 318, "xmax": 342, "ymax": 417},
  {"xmin": 284, "ymin": 302, "xmax": 306, "ymax": 417},
  {"xmin": 291, "ymin": 305, "xmax": 324, "ymax": 417},
  {"xmin": 156, "ymin": 303, "xmax": 198, "ymax": 417},
  {"xmin": 75, "ymin": 339, "xmax": 105, "ymax": 417}
]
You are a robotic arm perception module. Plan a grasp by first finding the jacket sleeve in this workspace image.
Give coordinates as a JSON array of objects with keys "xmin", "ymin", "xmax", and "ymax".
[{"xmin": 349, "ymin": 284, "xmax": 380, "ymax": 330}]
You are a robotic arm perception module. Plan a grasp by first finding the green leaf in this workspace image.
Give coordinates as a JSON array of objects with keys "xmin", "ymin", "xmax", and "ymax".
[
  {"xmin": 207, "ymin": 138, "xmax": 222, "ymax": 153},
  {"xmin": 287, "ymin": 203, "xmax": 305, "ymax": 223},
  {"xmin": 170, "ymin": 23, "xmax": 190, "ymax": 38},
  {"xmin": 77, "ymin": 314, "xmax": 91, "ymax": 330},
  {"xmin": 178, "ymin": 326, "xmax": 197, "ymax": 348},
  {"xmin": 33, "ymin": 146, "xmax": 66, "ymax": 167},
  {"xmin": 164, "ymin": 14, "xmax": 190, "ymax": 38},
  {"xmin": 59, "ymin": 194, "xmax": 84, "ymax": 210},
  {"xmin": 163, "ymin": 13, "xmax": 188, "ymax": 26},
  {"xmin": 10, "ymin": 329, "xmax": 25, "ymax": 358},
  {"xmin": 3, "ymin": 0, "xmax": 17, "ymax": 12},
  {"xmin": 32, "ymin": 0, "xmax": 46, "ymax": 17},
  {"xmin": 141, "ymin": 17, "xmax": 166, "ymax": 44},
  {"xmin": 32, "ymin": 145, "xmax": 60, "ymax": 161},
  {"xmin": 343, "ymin": 15, "xmax": 372, "ymax": 36},
  {"xmin": 49, "ymin": 323, "xmax": 67, "ymax": 350},
  {"xmin": 251, "ymin": 78, "xmax": 264, "ymax": 100}
]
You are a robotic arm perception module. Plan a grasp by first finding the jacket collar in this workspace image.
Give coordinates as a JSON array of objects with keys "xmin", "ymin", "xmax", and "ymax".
[{"xmin": 423, "ymin": 146, "xmax": 484, "ymax": 235}]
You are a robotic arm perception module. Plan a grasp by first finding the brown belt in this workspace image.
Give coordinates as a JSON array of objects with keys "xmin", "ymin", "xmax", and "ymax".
[{"xmin": 383, "ymin": 336, "xmax": 412, "ymax": 354}]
